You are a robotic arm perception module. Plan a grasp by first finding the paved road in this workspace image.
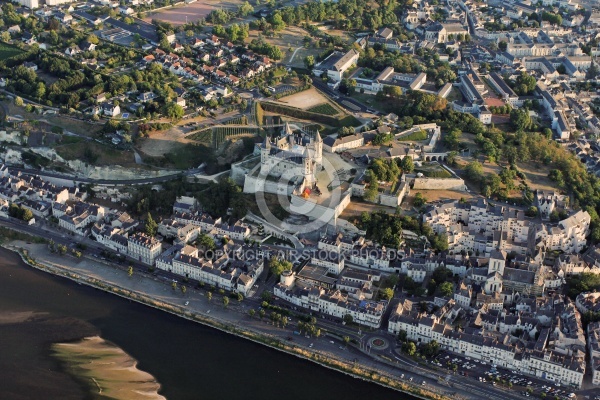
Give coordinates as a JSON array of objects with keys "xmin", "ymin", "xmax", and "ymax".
[
  {"xmin": 311, "ymin": 79, "xmax": 371, "ymax": 114},
  {"xmin": 6, "ymin": 166, "xmax": 224, "ymax": 186}
]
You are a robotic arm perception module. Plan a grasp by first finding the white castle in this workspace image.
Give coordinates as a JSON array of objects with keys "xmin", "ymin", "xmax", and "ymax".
[{"xmin": 259, "ymin": 122, "xmax": 323, "ymax": 185}]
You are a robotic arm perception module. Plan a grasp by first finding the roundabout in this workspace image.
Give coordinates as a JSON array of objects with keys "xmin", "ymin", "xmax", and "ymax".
[{"xmin": 368, "ymin": 336, "xmax": 389, "ymax": 350}]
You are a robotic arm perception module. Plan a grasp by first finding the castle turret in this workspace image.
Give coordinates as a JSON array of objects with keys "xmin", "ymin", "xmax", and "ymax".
[{"xmin": 280, "ymin": 269, "xmax": 295, "ymax": 287}]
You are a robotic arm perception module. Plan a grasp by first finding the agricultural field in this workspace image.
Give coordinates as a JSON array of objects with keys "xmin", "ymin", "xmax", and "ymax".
[
  {"xmin": 0, "ymin": 43, "xmax": 24, "ymax": 60},
  {"xmin": 306, "ymin": 103, "xmax": 339, "ymax": 116}
]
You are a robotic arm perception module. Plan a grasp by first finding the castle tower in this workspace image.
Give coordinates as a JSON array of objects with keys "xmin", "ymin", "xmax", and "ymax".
[{"xmin": 260, "ymin": 135, "xmax": 271, "ymax": 175}]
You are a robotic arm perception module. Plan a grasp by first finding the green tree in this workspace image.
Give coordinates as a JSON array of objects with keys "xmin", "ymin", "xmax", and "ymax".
[
  {"xmin": 259, "ymin": 309, "xmax": 265, "ymax": 320},
  {"xmin": 57, "ymin": 244, "xmax": 67, "ymax": 255},
  {"xmin": 21, "ymin": 208, "xmax": 33, "ymax": 222},
  {"xmin": 145, "ymin": 212, "xmax": 158, "ymax": 236},
  {"xmin": 238, "ymin": 1, "xmax": 254, "ymax": 17},
  {"xmin": 87, "ymin": 34, "xmax": 99, "ymax": 44},
  {"xmin": 304, "ymin": 55, "xmax": 315, "ymax": 70},
  {"xmin": 526, "ymin": 206, "xmax": 538, "ymax": 217},
  {"xmin": 128, "ymin": 266, "xmax": 133, "ymax": 277},
  {"xmin": 237, "ymin": 292, "xmax": 244, "ymax": 302},
  {"xmin": 343, "ymin": 314, "xmax": 353, "ymax": 324},
  {"xmin": 439, "ymin": 282, "xmax": 454, "ymax": 297},
  {"xmin": 164, "ymin": 102, "xmax": 184, "ymax": 121},
  {"xmin": 270, "ymin": 257, "xmax": 292, "ymax": 276},
  {"xmin": 198, "ymin": 233, "xmax": 216, "ymax": 250},
  {"xmin": 207, "ymin": 291, "xmax": 212, "ymax": 301},
  {"xmin": 363, "ymin": 171, "xmax": 379, "ymax": 202},
  {"xmin": 249, "ymin": 309, "xmax": 256, "ymax": 318},
  {"xmin": 380, "ymin": 287, "xmax": 394, "ymax": 300},
  {"xmin": 443, "ymin": 128, "xmax": 462, "ymax": 150},
  {"xmin": 405, "ymin": 341, "xmax": 416, "ymax": 356},
  {"xmin": 400, "ymin": 156, "xmax": 414, "ymax": 173},
  {"xmin": 398, "ymin": 329, "xmax": 408, "ymax": 342},
  {"xmin": 281, "ymin": 316, "xmax": 288, "ymax": 328},
  {"xmin": 14, "ymin": 96, "xmax": 23, "ymax": 107},
  {"xmin": 465, "ymin": 161, "xmax": 484, "ymax": 182},
  {"xmin": 172, "ymin": 281, "xmax": 178, "ymax": 290},
  {"xmin": 181, "ymin": 285, "xmax": 187, "ymax": 295},
  {"xmin": 510, "ymin": 108, "xmax": 531, "ymax": 131},
  {"xmin": 222, "ymin": 296, "xmax": 229, "ymax": 307},
  {"xmin": 414, "ymin": 192, "xmax": 427, "ymax": 207},
  {"xmin": 343, "ymin": 336, "xmax": 350, "ymax": 346}
]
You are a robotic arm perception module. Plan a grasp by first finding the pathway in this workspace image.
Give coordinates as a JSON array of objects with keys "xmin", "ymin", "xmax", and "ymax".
[{"xmin": 288, "ymin": 47, "xmax": 302, "ymax": 64}]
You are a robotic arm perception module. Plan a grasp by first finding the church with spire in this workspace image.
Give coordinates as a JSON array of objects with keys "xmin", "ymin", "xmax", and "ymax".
[{"xmin": 259, "ymin": 122, "xmax": 323, "ymax": 185}]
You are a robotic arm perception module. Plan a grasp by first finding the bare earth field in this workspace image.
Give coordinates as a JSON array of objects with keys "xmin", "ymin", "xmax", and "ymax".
[
  {"xmin": 411, "ymin": 189, "xmax": 472, "ymax": 203},
  {"xmin": 138, "ymin": 125, "xmax": 193, "ymax": 157},
  {"xmin": 518, "ymin": 161, "xmax": 557, "ymax": 192},
  {"xmin": 277, "ymin": 87, "xmax": 330, "ymax": 109},
  {"xmin": 144, "ymin": 2, "xmax": 214, "ymax": 25},
  {"xmin": 246, "ymin": 26, "xmax": 314, "ymax": 65},
  {"xmin": 340, "ymin": 200, "xmax": 397, "ymax": 219}
]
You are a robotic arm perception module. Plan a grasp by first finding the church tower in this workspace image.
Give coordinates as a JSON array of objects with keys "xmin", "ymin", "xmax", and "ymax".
[
  {"xmin": 303, "ymin": 147, "xmax": 312, "ymax": 178},
  {"xmin": 314, "ymin": 130, "xmax": 323, "ymax": 167}
]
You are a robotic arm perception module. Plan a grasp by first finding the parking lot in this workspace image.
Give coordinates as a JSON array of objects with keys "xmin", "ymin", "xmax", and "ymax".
[{"xmin": 429, "ymin": 351, "xmax": 579, "ymax": 400}]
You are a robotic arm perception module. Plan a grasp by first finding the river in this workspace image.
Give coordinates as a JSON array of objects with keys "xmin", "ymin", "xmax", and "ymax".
[{"xmin": 0, "ymin": 248, "xmax": 408, "ymax": 400}]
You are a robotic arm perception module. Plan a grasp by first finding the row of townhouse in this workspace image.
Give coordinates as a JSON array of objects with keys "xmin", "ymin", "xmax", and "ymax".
[
  {"xmin": 58, "ymin": 202, "xmax": 105, "ymax": 236},
  {"xmin": 158, "ymin": 218, "xmax": 200, "ymax": 245},
  {"xmin": 173, "ymin": 211, "xmax": 250, "ymax": 241},
  {"xmin": 274, "ymin": 271, "xmax": 387, "ymax": 328},
  {"xmin": 555, "ymin": 253, "xmax": 600, "ymax": 277},
  {"xmin": 388, "ymin": 298, "xmax": 586, "ymax": 388},
  {"xmin": 588, "ymin": 321, "xmax": 600, "ymax": 386},
  {"xmin": 155, "ymin": 244, "xmax": 263, "ymax": 295}
]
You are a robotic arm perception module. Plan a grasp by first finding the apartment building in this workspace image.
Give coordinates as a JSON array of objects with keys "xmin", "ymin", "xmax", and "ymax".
[{"xmin": 128, "ymin": 232, "xmax": 162, "ymax": 265}]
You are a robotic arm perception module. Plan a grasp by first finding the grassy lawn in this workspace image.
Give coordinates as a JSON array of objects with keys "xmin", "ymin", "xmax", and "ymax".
[
  {"xmin": 0, "ymin": 42, "xmax": 24, "ymax": 60},
  {"xmin": 398, "ymin": 130, "xmax": 428, "ymax": 142},
  {"xmin": 350, "ymin": 93, "xmax": 387, "ymax": 113},
  {"xmin": 415, "ymin": 167, "xmax": 452, "ymax": 178},
  {"xmin": 307, "ymin": 103, "xmax": 339, "ymax": 116},
  {"xmin": 46, "ymin": 117, "xmax": 104, "ymax": 137},
  {"xmin": 55, "ymin": 141, "xmax": 135, "ymax": 166}
]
